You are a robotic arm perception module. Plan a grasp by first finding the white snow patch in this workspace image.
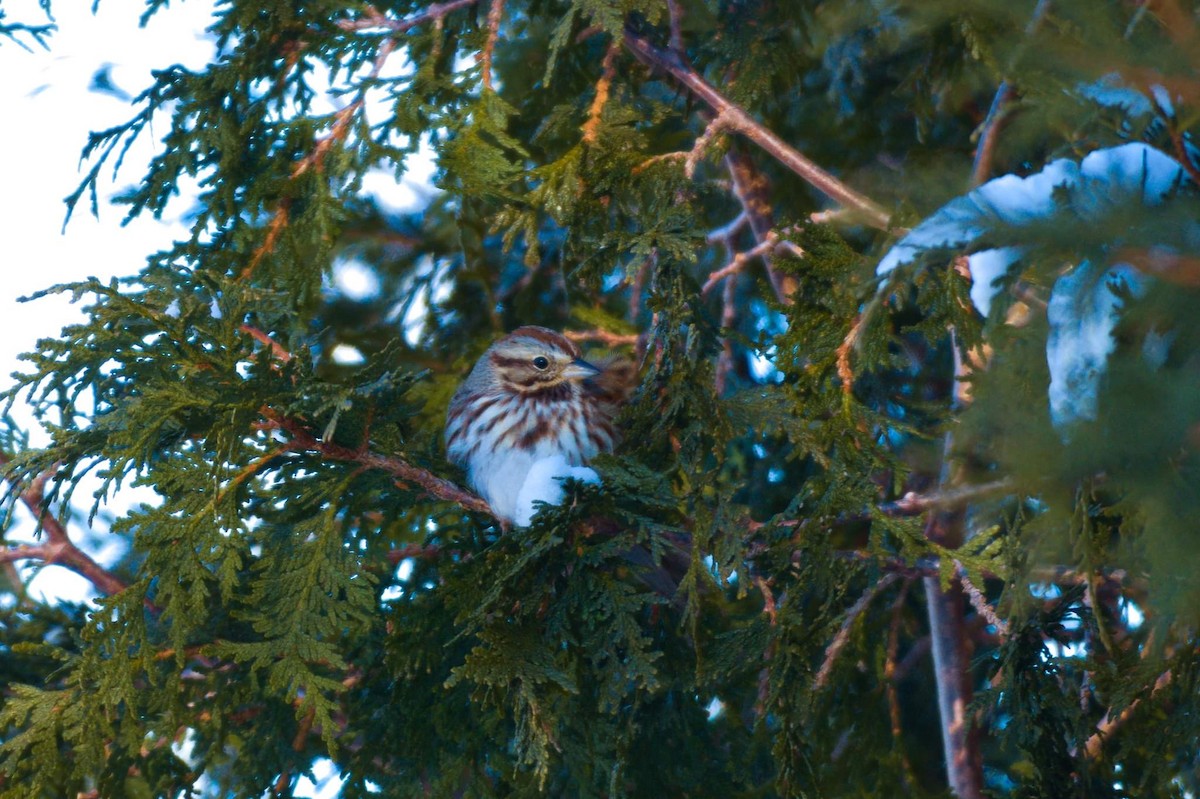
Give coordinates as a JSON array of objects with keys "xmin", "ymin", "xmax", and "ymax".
[
  {"xmin": 1046, "ymin": 263, "xmax": 1144, "ymax": 427},
  {"xmin": 1077, "ymin": 74, "xmax": 1173, "ymax": 118},
  {"xmin": 513, "ymin": 454, "xmax": 599, "ymax": 527},
  {"xmin": 967, "ymin": 247, "xmax": 1023, "ymax": 317},
  {"xmin": 876, "ymin": 143, "xmax": 1191, "ymax": 427}
]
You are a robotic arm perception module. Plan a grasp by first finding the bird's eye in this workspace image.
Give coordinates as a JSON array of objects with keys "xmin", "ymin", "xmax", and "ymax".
[{"xmin": 532, "ymin": 356, "xmax": 550, "ymax": 370}]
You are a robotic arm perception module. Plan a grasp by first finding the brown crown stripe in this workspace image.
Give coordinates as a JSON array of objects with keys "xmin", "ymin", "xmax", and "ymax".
[{"xmin": 504, "ymin": 326, "xmax": 581, "ymax": 358}]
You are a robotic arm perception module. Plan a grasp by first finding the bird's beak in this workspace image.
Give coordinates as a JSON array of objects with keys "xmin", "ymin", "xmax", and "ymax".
[{"xmin": 561, "ymin": 357, "xmax": 602, "ymax": 381}]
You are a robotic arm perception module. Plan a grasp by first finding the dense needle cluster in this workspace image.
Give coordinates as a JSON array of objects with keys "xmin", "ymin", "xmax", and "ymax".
[{"xmin": 445, "ymin": 326, "xmax": 634, "ymax": 524}]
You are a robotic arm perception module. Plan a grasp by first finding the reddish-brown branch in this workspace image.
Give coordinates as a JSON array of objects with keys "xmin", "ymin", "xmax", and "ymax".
[
  {"xmin": 724, "ymin": 150, "xmax": 799, "ymax": 304},
  {"xmin": 815, "ymin": 573, "xmax": 900, "ymax": 689},
  {"xmin": 0, "ymin": 455, "xmax": 130, "ymax": 598},
  {"xmin": 479, "ymin": 0, "xmax": 505, "ymax": 90},
  {"xmin": 581, "ymin": 41, "xmax": 620, "ymax": 144},
  {"xmin": 386, "ymin": 543, "xmax": 446, "ymax": 564},
  {"xmin": 1084, "ymin": 668, "xmax": 1173, "ymax": 757},
  {"xmin": 260, "ymin": 409, "xmax": 494, "ymax": 517},
  {"xmin": 970, "ymin": 0, "xmax": 1051, "ymax": 184},
  {"xmin": 624, "ymin": 30, "xmax": 891, "ymax": 229},
  {"xmin": 701, "ymin": 233, "xmax": 779, "ymax": 295},
  {"xmin": 239, "ymin": 324, "xmax": 294, "ymax": 363}
]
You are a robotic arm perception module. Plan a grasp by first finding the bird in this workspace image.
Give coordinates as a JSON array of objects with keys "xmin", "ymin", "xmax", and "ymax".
[{"xmin": 445, "ymin": 326, "xmax": 634, "ymax": 526}]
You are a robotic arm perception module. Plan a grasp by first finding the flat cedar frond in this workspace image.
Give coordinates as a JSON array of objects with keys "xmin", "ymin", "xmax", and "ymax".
[{"xmin": 4, "ymin": 1, "xmax": 1200, "ymax": 797}]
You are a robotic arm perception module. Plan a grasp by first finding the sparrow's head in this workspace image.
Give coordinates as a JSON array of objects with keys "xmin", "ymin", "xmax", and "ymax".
[{"xmin": 484, "ymin": 326, "xmax": 601, "ymax": 395}]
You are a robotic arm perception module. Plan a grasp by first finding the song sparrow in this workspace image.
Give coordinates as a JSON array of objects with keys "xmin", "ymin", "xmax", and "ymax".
[{"xmin": 445, "ymin": 326, "xmax": 634, "ymax": 526}]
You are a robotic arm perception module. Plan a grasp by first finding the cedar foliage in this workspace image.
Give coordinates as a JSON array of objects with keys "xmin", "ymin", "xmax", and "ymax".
[{"xmin": 2, "ymin": 1, "xmax": 1200, "ymax": 797}]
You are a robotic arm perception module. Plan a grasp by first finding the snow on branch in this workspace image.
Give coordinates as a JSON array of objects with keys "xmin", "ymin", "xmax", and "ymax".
[{"xmin": 876, "ymin": 143, "xmax": 1194, "ymax": 427}]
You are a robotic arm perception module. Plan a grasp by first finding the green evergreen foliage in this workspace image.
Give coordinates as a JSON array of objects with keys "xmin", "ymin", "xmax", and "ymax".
[{"xmin": 3, "ymin": 1, "xmax": 1200, "ymax": 796}]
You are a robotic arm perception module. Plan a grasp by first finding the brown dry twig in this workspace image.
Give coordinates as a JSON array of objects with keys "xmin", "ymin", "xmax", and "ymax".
[{"xmin": 240, "ymin": 324, "xmax": 294, "ymax": 363}]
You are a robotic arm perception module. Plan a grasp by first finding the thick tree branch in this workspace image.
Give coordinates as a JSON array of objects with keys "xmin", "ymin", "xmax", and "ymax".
[
  {"xmin": 0, "ymin": 454, "xmax": 130, "ymax": 598},
  {"xmin": 624, "ymin": 30, "xmax": 892, "ymax": 230}
]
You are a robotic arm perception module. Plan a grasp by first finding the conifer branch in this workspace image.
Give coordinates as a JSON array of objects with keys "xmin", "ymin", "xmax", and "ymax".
[
  {"xmin": 623, "ymin": 30, "xmax": 892, "ymax": 229},
  {"xmin": 701, "ymin": 232, "xmax": 780, "ymax": 295},
  {"xmin": 815, "ymin": 573, "xmax": 900, "ymax": 689},
  {"xmin": 1084, "ymin": 668, "xmax": 1173, "ymax": 758},
  {"xmin": 885, "ymin": 577, "xmax": 918, "ymax": 792},
  {"xmin": 261, "ymin": 409, "xmax": 494, "ymax": 516},
  {"xmin": 724, "ymin": 151, "xmax": 799, "ymax": 303},
  {"xmin": 336, "ymin": 0, "xmax": 481, "ymax": 34},
  {"xmin": 954, "ymin": 561, "xmax": 1008, "ymax": 641}
]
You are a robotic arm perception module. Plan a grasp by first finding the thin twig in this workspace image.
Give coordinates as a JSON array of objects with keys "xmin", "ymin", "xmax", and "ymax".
[
  {"xmin": 724, "ymin": 150, "xmax": 799, "ymax": 303},
  {"xmin": 240, "ymin": 324, "xmax": 294, "ymax": 363},
  {"xmin": 1084, "ymin": 669, "xmax": 1172, "ymax": 758},
  {"xmin": 885, "ymin": 578, "xmax": 917, "ymax": 792},
  {"xmin": 337, "ymin": 0, "xmax": 480, "ymax": 33},
  {"xmin": 705, "ymin": 212, "xmax": 748, "ymax": 244},
  {"xmin": 261, "ymin": 409, "xmax": 494, "ymax": 517},
  {"xmin": 954, "ymin": 560, "xmax": 1009, "ymax": 641},
  {"xmin": 581, "ymin": 40, "xmax": 620, "ymax": 144},
  {"xmin": 624, "ymin": 30, "xmax": 891, "ymax": 229},
  {"xmin": 701, "ymin": 233, "xmax": 779, "ymax": 295},
  {"xmin": 815, "ymin": 573, "xmax": 900, "ymax": 689},
  {"xmin": 479, "ymin": 0, "xmax": 504, "ymax": 90},
  {"xmin": 684, "ymin": 109, "xmax": 732, "ymax": 178},
  {"xmin": 880, "ymin": 479, "xmax": 1016, "ymax": 516},
  {"xmin": 970, "ymin": 0, "xmax": 1052, "ymax": 184},
  {"xmin": 666, "ymin": 0, "xmax": 686, "ymax": 57}
]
